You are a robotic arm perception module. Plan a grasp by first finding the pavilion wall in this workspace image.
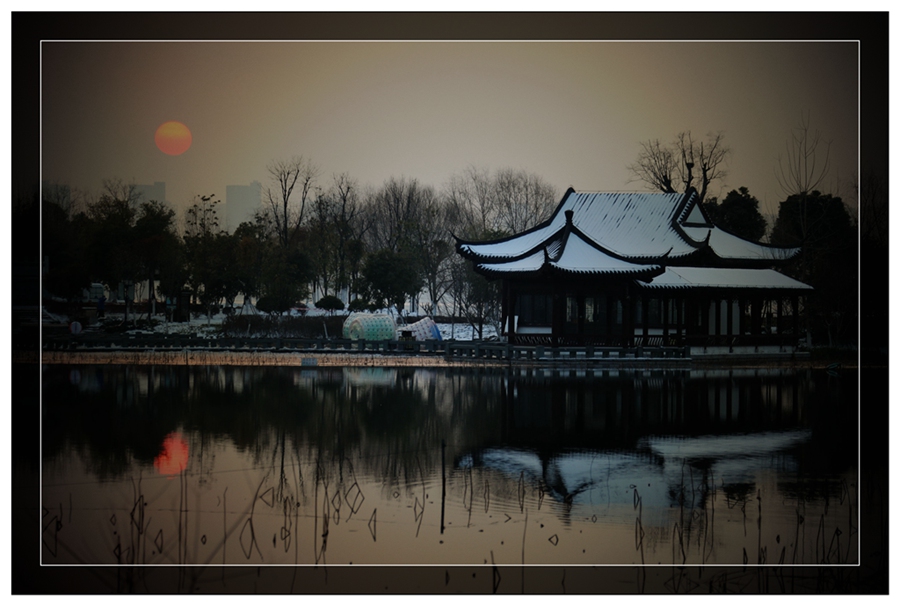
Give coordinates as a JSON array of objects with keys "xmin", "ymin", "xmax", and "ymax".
[{"xmin": 501, "ymin": 278, "xmax": 805, "ymax": 349}]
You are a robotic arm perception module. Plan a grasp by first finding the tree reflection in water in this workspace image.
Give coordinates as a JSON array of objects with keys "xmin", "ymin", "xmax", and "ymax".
[{"xmin": 41, "ymin": 365, "xmax": 857, "ymax": 567}]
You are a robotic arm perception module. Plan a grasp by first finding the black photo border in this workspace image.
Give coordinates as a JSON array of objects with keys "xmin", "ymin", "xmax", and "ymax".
[{"xmin": 11, "ymin": 11, "xmax": 889, "ymax": 594}]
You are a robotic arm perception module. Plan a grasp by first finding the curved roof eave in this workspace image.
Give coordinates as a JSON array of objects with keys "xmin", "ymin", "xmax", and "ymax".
[
  {"xmin": 475, "ymin": 266, "xmax": 664, "ymax": 280},
  {"xmin": 460, "ymin": 225, "xmax": 570, "ymax": 264},
  {"xmin": 454, "ymin": 187, "xmax": 576, "ymax": 255},
  {"xmin": 548, "ymin": 264, "xmax": 664, "ymax": 278},
  {"xmin": 635, "ymin": 267, "xmax": 814, "ymax": 291}
]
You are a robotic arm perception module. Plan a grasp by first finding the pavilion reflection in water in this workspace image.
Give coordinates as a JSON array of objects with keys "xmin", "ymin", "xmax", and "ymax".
[{"xmin": 457, "ymin": 367, "xmax": 847, "ymax": 521}]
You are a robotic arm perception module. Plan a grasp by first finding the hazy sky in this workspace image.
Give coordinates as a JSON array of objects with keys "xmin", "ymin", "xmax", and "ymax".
[{"xmin": 40, "ymin": 40, "xmax": 858, "ymax": 221}]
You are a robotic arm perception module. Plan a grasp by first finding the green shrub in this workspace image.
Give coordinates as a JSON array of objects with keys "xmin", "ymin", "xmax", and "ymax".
[
  {"xmin": 348, "ymin": 298, "xmax": 370, "ymax": 312},
  {"xmin": 316, "ymin": 295, "xmax": 345, "ymax": 313},
  {"xmin": 253, "ymin": 296, "xmax": 275, "ymax": 314}
]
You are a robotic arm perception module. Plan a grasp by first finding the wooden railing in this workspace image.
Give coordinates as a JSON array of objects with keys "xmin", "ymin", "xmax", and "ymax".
[
  {"xmin": 513, "ymin": 333, "xmax": 800, "ymax": 349},
  {"xmin": 443, "ymin": 342, "xmax": 689, "ymax": 362},
  {"xmin": 43, "ymin": 334, "xmax": 448, "ymax": 354},
  {"xmin": 42, "ymin": 333, "xmax": 691, "ymax": 363}
]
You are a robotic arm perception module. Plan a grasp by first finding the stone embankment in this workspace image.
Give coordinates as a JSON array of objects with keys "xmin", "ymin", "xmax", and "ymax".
[
  {"xmin": 34, "ymin": 349, "xmax": 490, "ymax": 368},
  {"xmin": 21, "ymin": 333, "xmax": 841, "ymax": 368}
]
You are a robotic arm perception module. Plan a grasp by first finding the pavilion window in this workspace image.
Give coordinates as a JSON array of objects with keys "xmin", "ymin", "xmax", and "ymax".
[
  {"xmin": 585, "ymin": 295, "xmax": 606, "ymax": 335},
  {"xmin": 566, "ymin": 296, "xmax": 578, "ymax": 323},
  {"xmin": 565, "ymin": 296, "xmax": 579, "ymax": 334},
  {"xmin": 647, "ymin": 298, "xmax": 661, "ymax": 327},
  {"xmin": 518, "ymin": 293, "xmax": 552, "ymax": 327}
]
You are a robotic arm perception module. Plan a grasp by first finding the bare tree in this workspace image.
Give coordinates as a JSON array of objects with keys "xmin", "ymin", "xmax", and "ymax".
[
  {"xmin": 677, "ymin": 131, "xmax": 729, "ymax": 204},
  {"xmin": 444, "ymin": 166, "xmax": 558, "ymax": 331},
  {"xmin": 628, "ymin": 132, "xmax": 729, "ymax": 203},
  {"xmin": 264, "ymin": 156, "xmax": 319, "ymax": 249},
  {"xmin": 408, "ymin": 192, "xmax": 456, "ymax": 316},
  {"xmin": 776, "ymin": 112, "xmax": 831, "ymax": 197},
  {"xmin": 493, "ymin": 168, "xmax": 559, "ymax": 235},
  {"xmin": 445, "ymin": 166, "xmax": 498, "ymax": 237},
  {"xmin": 772, "ymin": 112, "xmax": 840, "ymax": 262},
  {"xmin": 444, "ymin": 166, "xmax": 558, "ymax": 238},
  {"xmin": 309, "ymin": 173, "xmax": 365, "ymax": 299},
  {"xmin": 364, "ymin": 176, "xmax": 433, "ymax": 253},
  {"xmin": 627, "ymin": 139, "xmax": 678, "ymax": 195}
]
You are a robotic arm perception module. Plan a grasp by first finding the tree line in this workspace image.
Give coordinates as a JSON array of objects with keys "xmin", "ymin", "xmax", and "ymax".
[{"xmin": 41, "ymin": 165, "xmax": 559, "ymax": 337}]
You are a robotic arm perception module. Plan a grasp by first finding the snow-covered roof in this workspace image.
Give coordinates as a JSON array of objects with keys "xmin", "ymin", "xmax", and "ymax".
[
  {"xmin": 561, "ymin": 191, "xmax": 698, "ymax": 259},
  {"xmin": 476, "ymin": 249, "xmax": 545, "ymax": 274},
  {"xmin": 476, "ymin": 230, "xmax": 661, "ymax": 277},
  {"xmin": 458, "ymin": 189, "xmax": 801, "ymax": 268},
  {"xmin": 458, "ymin": 191, "xmax": 698, "ymax": 261},
  {"xmin": 457, "ymin": 189, "xmax": 811, "ymax": 292},
  {"xmin": 636, "ymin": 267, "xmax": 813, "ymax": 291},
  {"xmin": 553, "ymin": 232, "xmax": 661, "ymax": 274},
  {"xmin": 681, "ymin": 225, "xmax": 800, "ymax": 261}
]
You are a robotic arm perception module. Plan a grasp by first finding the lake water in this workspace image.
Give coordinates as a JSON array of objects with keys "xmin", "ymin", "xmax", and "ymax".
[{"xmin": 40, "ymin": 364, "xmax": 858, "ymax": 568}]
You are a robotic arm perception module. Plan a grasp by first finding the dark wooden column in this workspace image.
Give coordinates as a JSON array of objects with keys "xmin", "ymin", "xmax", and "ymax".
[
  {"xmin": 577, "ymin": 294, "xmax": 585, "ymax": 337},
  {"xmin": 776, "ymin": 297, "xmax": 783, "ymax": 338},
  {"xmin": 642, "ymin": 294, "xmax": 649, "ymax": 340},
  {"xmin": 704, "ymin": 298, "xmax": 710, "ymax": 338},
  {"xmin": 714, "ymin": 298, "xmax": 722, "ymax": 339},
  {"xmin": 726, "ymin": 297, "xmax": 734, "ymax": 339},
  {"xmin": 685, "ymin": 297, "xmax": 696, "ymax": 338},
  {"xmin": 676, "ymin": 297, "xmax": 683, "ymax": 342},
  {"xmin": 508, "ymin": 284, "xmax": 517, "ymax": 342},
  {"xmin": 552, "ymin": 292, "xmax": 563, "ymax": 345},
  {"xmin": 751, "ymin": 297, "xmax": 762, "ymax": 336},
  {"xmin": 624, "ymin": 291, "xmax": 635, "ymax": 347},
  {"xmin": 501, "ymin": 282, "xmax": 509, "ymax": 337},
  {"xmin": 606, "ymin": 294, "xmax": 614, "ymax": 342},
  {"xmin": 792, "ymin": 295, "xmax": 800, "ymax": 339},
  {"xmin": 662, "ymin": 296, "xmax": 670, "ymax": 341},
  {"xmin": 697, "ymin": 297, "xmax": 706, "ymax": 338}
]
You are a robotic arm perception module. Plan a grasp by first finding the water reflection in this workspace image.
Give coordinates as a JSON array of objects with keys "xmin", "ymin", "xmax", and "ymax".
[
  {"xmin": 153, "ymin": 432, "xmax": 189, "ymax": 476},
  {"xmin": 41, "ymin": 365, "xmax": 857, "ymax": 566}
]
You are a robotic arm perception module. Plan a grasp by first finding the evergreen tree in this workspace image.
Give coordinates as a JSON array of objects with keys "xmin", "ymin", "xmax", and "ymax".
[{"xmin": 703, "ymin": 186, "xmax": 767, "ymax": 242}]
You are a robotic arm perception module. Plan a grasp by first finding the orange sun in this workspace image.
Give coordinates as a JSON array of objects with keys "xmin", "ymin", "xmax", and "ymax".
[{"xmin": 155, "ymin": 120, "xmax": 192, "ymax": 156}]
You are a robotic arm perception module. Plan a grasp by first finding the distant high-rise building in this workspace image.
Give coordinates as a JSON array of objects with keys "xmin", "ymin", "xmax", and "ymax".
[
  {"xmin": 135, "ymin": 181, "xmax": 167, "ymax": 205},
  {"xmin": 225, "ymin": 181, "xmax": 262, "ymax": 232}
]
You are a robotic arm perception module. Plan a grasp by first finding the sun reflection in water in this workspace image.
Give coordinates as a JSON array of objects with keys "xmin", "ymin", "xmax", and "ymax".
[{"xmin": 153, "ymin": 432, "xmax": 189, "ymax": 477}]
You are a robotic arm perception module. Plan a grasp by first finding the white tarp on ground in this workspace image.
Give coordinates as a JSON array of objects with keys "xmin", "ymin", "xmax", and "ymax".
[{"xmin": 405, "ymin": 316, "xmax": 442, "ymax": 341}]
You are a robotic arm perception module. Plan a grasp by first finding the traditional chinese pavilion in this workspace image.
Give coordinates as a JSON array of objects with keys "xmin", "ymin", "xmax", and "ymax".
[{"xmin": 456, "ymin": 188, "xmax": 812, "ymax": 348}]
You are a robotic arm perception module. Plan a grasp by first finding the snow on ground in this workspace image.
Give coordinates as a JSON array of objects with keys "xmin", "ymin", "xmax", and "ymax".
[
  {"xmin": 85, "ymin": 308, "xmax": 497, "ymax": 341},
  {"xmin": 435, "ymin": 322, "xmax": 498, "ymax": 341}
]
